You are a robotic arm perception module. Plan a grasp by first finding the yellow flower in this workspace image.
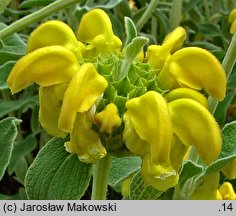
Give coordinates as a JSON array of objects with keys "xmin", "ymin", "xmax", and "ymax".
[
  {"xmin": 77, "ymin": 9, "xmax": 122, "ymax": 57},
  {"xmin": 141, "ymin": 155, "xmax": 179, "ymax": 191},
  {"xmin": 170, "ymin": 134, "xmax": 188, "ymax": 171},
  {"xmin": 121, "ymin": 174, "xmax": 134, "ymax": 197},
  {"xmin": 217, "ymin": 182, "xmax": 236, "ymax": 200},
  {"xmin": 146, "ymin": 27, "xmax": 186, "ymax": 70},
  {"xmin": 58, "ymin": 63, "xmax": 108, "ymax": 133},
  {"xmin": 190, "ymin": 172, "xmax": 220, "ymax": 200},
  {"xmin": 165, "ymin": 87, "xmax": 208, "ymax": 108},
  {"xmin": 7, "ymin": 46, "xmax": 79, "ymax": 94},
  {"xmin": 124, "ymin": 91, "xmax": 173, "ymax": 165},
  {"xmin": 65, "ymin": 112, "xmax": 107, "ymax": 163},
  {"xmin": 222, "ymin": 158, "xmax": 236, "ymax": 179},
  {"xmin": 157, "ymin": 47, "xmax": 226, "ymax": 101},
  {"xmin": 27, "ymin": 20, "xmax": 85, "ymax": 61},
  {"xmin": 39, "ymin": 84, "xmax": 68, "ymax": 137},
  {"xmin": 168, "ymin": 98, "xmax": 222, "ymax": 165},
  {"xmin": 229, "ymin": 8, "xmax": 236, "ymax": 34},
  {"xmin": 95, "ymin": 103, "xmax": 122, "ymax": 133},
  {"xmin": 123, "ymin": 112, "xmax": 149, "ymax": 157}
]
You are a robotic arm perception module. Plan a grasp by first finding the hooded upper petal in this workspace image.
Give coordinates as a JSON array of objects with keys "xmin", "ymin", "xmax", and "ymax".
[
  {"xmin": 58, "ymin": 63, "xmax": 108, "ymax": 133},
  {"xmin": 125, "ymin": 91, "xmax": 173, "ymax": 165},
  {"xmin": 158, "ymin": 47, "xmax": 226, "ymax": 101},
  {"xmin": 168, "ymin": 98, "xmax": 222, "ymax": 165},
  {"xmin": 7, "ymin": 46, "xmax": 79, "ymax": 93},
  {"xmin": 27, "ymin": 20, "xmax": 85, "ymax": 60}
]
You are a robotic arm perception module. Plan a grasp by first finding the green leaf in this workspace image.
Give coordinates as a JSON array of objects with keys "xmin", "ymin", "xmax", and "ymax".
[
  {"xmin": 19, "ymin": 0, "xmax": 55, "ymax": 9},
  {"xmin": 113, "ymin": 0, "xmax": 132, "ymax": 23},
  {"xmin": 91, "ymin": 0, "xmax": 123, "ymax": 9},
  {"xmin": 0, "ymin": 188, "xmax": 27, "ymax": 200},
  {"xmin": 14, "ymin": 157, "xmax": 29, "ymax": 185},
  {"xmin": 30, "ymin": 105, "xmax": 41, "ymax": 134},
  {"xmin": 25, "ymin": 137, "xmax": 92, "ymax": 199},
  {"xmin": 0, "ymin": 23, "xmax": 26, "ymax": 65},
  {"xmin": 108, "ymin": 156, "xmax": 141, "ymax": 186},
  {"xmin": 124, "ymin": 16, "xmax": 137, "ymax": 46},
  {"xmin": 214, "ymin": 90, "xmax": 236, "ymax": 127},
  {"xmin": 182, "ymin": 0, "xmax": 202, "ymax": 12},
  {"xmin": 8, "ymin": 134, "xmax": 37, "ymax": 174},
  {"xmin": 129, "ymin": 171, "xmax": 163, "ymax": 200},
  {"xmin": 0, "ymin": 39, "xmax": 3, "ymax": 48},
  {"xmin": 120, "ymin": 36, "xmax": 149, "ymax": 79},
  {"xmin": 0, "ymin": 61, "xmax": 15, "ymax": 90},
  {"xmin": 124, "ymin": 37, "xmax": 149, "ymax": 63},
  {"xmin": 204, "ymin": 121, "xmax": 236, "ymax": 174},
  {"xmin": 153, "ymin": 10, "xmax": 171, "ymax": 42},
  {"xmin": 228, "ymin": 64, "xmax": 236, "ymax": 89},
  {"xmin": 0, "ymin": 117, "xmax": 21, "ymax": 180},
  {"xmin": 173, "ymin": 160, "xmax": 203, "ymax": 200},
  {"xmin": 199, "ymin": 23, "xmax": 222, "ymax": 37},
  {"xmin": 0, "ymin": 96, "xmax": 38, "ymax": 117},
  {"xmin": 178, "ymin": 160, "xmax": 203, "ymax": 187}
]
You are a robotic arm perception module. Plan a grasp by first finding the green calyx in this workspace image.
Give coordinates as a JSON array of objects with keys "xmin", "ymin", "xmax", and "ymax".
[{"xmin": 93, "ymin": 54, "xmax": 164, "ymax": 116}]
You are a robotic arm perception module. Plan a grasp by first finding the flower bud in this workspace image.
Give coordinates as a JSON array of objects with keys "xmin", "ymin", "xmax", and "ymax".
[
  {"xmin": 77, "ymin": 9, "xmax": 122, "ymax": 57},
  {"xmin": 218, "ymin": 182, "xmax": 236, "ymax": 200},
  {"xmin": 7, "ymin": 46, "xmax": 79, "ymax": 93},
  {"xmin": 147, "ymin": 27, "xmax": 186, "ymax": 70},
  {"xmin": 95, "ymin": 103, "xmax": 122, "ymax": 133}
]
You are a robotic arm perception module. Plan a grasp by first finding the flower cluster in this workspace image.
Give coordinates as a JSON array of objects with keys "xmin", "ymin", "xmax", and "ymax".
[
  {"xmin": 7, "ymin": 9, "xmax": 227, "ymax": 192},
  {"xmin": 8, "ymin": 9, "xmax": 122, "ymax": 163},
  {"xmin": 123, "ymin": 26, "xmax": 226, "ymax": 190}
]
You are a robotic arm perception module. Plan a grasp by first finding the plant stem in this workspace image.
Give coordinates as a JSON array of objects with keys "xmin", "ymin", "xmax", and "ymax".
[
  {"xmin": 91, "ymin": 155, "xmax": 112, "ymax": 200},
  {"xmin": 151, "ymin": 16, "xmax": 157, "ymax": 39},
  {"xmin": 0, "ymin": 0, "xmax": 81, "ymax": 40},
  {"xmin": 136, "ymin": 0, "xmax": 159, "ymax": 31},
  {"xmin": 169, "ymin": 0, "xmax": 183, "ymax": 29},
  {"xmin": 208, "ymin": 33, "xmax": 236, "ymax": 114}
]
